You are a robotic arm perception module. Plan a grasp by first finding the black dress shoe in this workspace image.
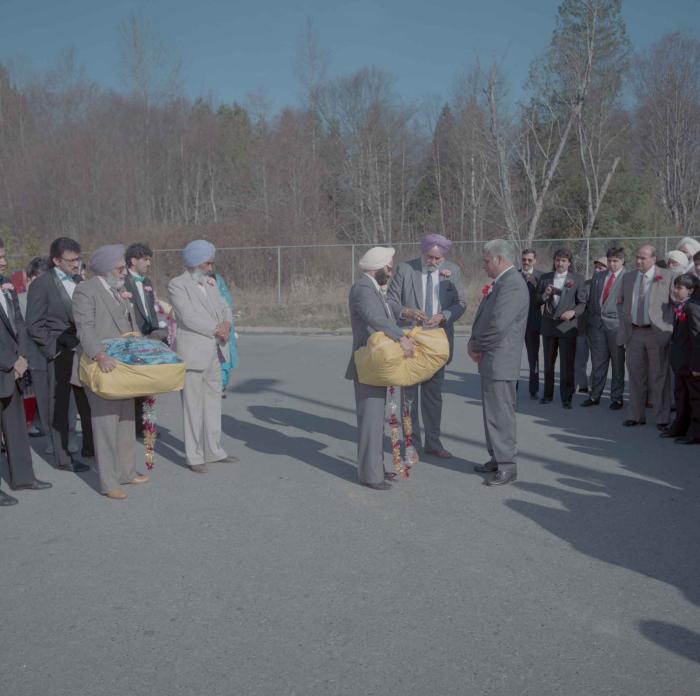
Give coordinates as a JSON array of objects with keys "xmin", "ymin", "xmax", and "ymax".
[
  {"xmin": 0, "ymin": 489, "xmax": 19, "ymax": 506},
  {"xmin": 361, "ymin": 481, "xmax": 392, "ymax": 490},
  {"xmin": 609, "ymin": 401, "xmax": 623, "ymax": 410},
  {"xmin": 57, "ymin": 460, "xmax": 90, "ymax": 473},
  {"xmin": 623, "ymin": 419, "xmax": 645, "ymax": 427},
  {"xmin": 580, "ymin": 398, "xmax": 600, "ymax": 407},
  {"xmin": 474, "ymin": 462, "xmax": 498, "ymax": 473},
  {"xmin": 562, "ymin": 402, "xmax": 572, "ymax": 409},
  {"xmin": 10, "ymin": 479, "xmax": 53, "ymax": 491},
  {"xmin": 539, "ymin": 398, "xmax": 552, "ymax": 404},
  {"xmin": 659, "ymin": 430, "xmax": 677, "ymax": 438},
  {"xmin": 487, "ymin": 470, "xmax": 517, "ymax": 486},
  {"xmin": 578, "ymin": 387, "xmax": 589, "ymax": 394},
  {"xmin": 656, "ymin": 423, "xmax": 669, "ymax": 432},
  {"xmin": 675, "ymin": 437, "xmax": 700, "ymax": 445}
]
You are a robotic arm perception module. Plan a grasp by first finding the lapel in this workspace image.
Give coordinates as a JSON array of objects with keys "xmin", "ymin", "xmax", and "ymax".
[
  {"xmin": 473, "ymin": 279, "xmax": 497, "ymax": 325},
  {"xmin": 51, "ymin": 269, "xmax": 74, "ymax": 319},
  {"xmin": 410, "ymin": 260, "xmax": 424, "ymax": 310},
  {"xmin": 184, "ymin": 273, "xmax": 218, "ymax": 320},
  {"xmin": 96, "ymin": 280, "xmax": 134, "ymax": 332},
  {"xmin": 126, "ymin": 273, "xmax": 149, "ymax": 323},
  {"xmin": 0, "ymin": 290, "xmax": 17, "ymax": 340}
]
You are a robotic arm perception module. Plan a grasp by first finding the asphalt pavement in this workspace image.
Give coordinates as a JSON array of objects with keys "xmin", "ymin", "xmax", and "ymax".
[{"xmin": 2, "ymin": 334, "xmax": 699, "ymax": 696}]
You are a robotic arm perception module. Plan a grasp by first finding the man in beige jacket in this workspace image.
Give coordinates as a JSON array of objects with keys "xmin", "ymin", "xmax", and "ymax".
[{"xmin": 169, "ymin": 240, "xmax": 237, "ymax": 473}]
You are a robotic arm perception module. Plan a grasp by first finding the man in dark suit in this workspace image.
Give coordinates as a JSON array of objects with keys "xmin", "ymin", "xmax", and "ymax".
[
  {"xmin": 582, "ymin": 247, "xmax": 626, "ymax": 409},
  {"xmin": 386, "ymin": 233, "xmax": 466, "ymax": 458},
  {"xmin": 535, "ymin": 248, "xmax": 588, "ymax": 409},
  {"xmin": 26, "ymin": 237, "xmax": 94, "ymax": 473},
  {"xmin": 124, "ymin": 243, "xmax": 168, "ymax": 438},
  {"xmin": 520, "ymin": 248, "xmax": 543, "ymax": 399},
  {"xmin": 0, "ymin": 240, "xmax": 51, "ymax": 506},
  {"xmin": 346, "ymin": 246, "xmax": 415, "ymax": 490}
]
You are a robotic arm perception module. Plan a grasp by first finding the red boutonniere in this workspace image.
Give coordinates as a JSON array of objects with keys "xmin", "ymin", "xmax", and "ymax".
[
  {"xmin": 654, "ymin": 275, "xmax": 664, "ymax": 282},
  {"xmin": 565, "ymin": 280, "xmax": 574, "ymax": 289},
  {"xmin": 439, "ymin": 268, "xmax": 452, "ymax": 279},
  {"xmin": 482, "ymin": 283, "xmax": 493, "ymax": 298},
  {"xmin": 119, "ymin": 290, "xmax": 133, "ymax": 300},
  {"xmin": 674, "ymin": 306, "xmax": 687, "ymax": 322},
  {"xmin": 1, "ymin": 282, "xmax": 14, "ymax": 293},
  {"xmin": 144, "ymin": 285, "xmax": 153, "ymax": 292}
]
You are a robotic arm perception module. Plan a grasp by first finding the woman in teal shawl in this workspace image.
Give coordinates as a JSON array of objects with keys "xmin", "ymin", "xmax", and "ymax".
[{"xmin": 214, "ymin": 273, "xmax": 239, "ymax": 393}]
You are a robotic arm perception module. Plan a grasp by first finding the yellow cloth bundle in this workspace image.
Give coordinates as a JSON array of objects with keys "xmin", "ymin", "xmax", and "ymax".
[{"xmin": 354, "ymin": 326, "xmax": 450, "ymax": 387}]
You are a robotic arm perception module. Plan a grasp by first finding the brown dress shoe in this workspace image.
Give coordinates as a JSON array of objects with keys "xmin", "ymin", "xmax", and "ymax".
[
  {"xmin": 424, "ymin": 448, "xmax": 452, "ymax": 459},
  {"xmin": 127, "ymin": 474, "xmax": 150, "ymax": 485},
  {"xmin": 103, "ymin": 488, "xmax": 128, "ymax": 500}
]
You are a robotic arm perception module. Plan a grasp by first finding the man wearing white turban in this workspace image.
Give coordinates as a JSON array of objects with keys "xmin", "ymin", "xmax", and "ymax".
[
  {"xmin": 677, "ymin": 237, "xmax": 700, "ymax": 274},
  {"xmin": 169, "ymin": 241, "xmax": 236, "ymax": 473},
  {"xmin": 346, "ymin": 246, "xmax": 416, "ymax": 490}
]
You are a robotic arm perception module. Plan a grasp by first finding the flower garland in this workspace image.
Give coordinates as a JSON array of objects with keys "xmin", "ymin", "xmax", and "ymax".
[
  {"xmin": 142, "ymin": 395, "xmax": 157, "ymax": 470},
  {"xmin": 387, "ymin": 387, "xmax": 419, "ymax": 479}
]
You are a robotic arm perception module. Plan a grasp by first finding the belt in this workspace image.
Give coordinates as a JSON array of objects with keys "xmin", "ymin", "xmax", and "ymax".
[{"xmin": 632, "ymin": 324, "xmax": 651, "ymax": 329}]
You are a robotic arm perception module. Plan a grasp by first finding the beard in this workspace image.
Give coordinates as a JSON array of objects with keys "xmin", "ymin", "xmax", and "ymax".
[
  {"xmin": 106, "ymin": 274, "xmax": 124, "ymax": 290},
  {"xmin": 374, "ymin": 268, "xmax": 391, "ymax": 286}
]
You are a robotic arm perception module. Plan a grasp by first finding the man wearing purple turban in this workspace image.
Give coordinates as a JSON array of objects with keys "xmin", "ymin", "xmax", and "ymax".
[{"xmin": 386, "ymin": 233, "xmax": 466, "ymax": 458}]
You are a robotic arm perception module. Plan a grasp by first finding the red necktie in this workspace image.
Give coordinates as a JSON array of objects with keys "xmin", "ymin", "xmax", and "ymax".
[{"xmin": 601, "ymin": 273, "xmax": 615, "ymax": 305}]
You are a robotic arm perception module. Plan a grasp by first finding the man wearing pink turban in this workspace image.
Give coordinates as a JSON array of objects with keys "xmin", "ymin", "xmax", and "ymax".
[{"xmin": 386, "ymin": 233, "xmax": 466, "ymax": 458}]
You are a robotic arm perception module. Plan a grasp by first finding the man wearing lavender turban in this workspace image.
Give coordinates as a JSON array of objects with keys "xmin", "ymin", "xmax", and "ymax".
[{"xmin": 386, "ymin": 233, "xmax": 466, "ymax": 458}]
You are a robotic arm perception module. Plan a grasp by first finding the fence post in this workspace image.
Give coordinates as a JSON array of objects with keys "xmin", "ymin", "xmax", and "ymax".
[
  {"xmin": 277, "ymin": 246, "xmax": 281, "ymax": 304},
  {"xmin": 585, "ymin": 237, "xmax": 590, "ymax": 278},
  {"xmin": 351, "ymin": 245, "xmax": 355, "ymax": 284},
  {"xmin": 664, "ymin": 236, "xmax": 669, "ymax": 258}
]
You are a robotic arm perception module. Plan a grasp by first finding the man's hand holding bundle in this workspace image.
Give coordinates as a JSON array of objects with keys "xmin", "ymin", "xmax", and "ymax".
[{"xmin": 399, "ymin": 336, "xmax": 417, "ymax": 358}]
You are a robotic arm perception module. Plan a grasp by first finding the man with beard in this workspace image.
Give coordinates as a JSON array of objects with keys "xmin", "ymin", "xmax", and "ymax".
[
  {"xmin": 386, "ymin": 233, "xmax": 465, "ymax": 458},
  {"xmin": 26, "ymin": 237, "xmax": 94, "ymax": 473},
  {"xmin": 169, "ymin": 240, "xmax": 237, "ymax": 473},
  {"xmin": 346, "ymin": 246, "xmax": 416, "ymax": 490},
  {"xmin": 72, "ymin": 244, "xmax": 149, "ymax": 500}
]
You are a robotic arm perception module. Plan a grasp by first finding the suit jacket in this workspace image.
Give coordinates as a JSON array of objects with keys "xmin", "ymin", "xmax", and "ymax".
[
  {"xmin": 345, "ymin": 274, "xmax": 404, "ymax": 381},
  {"xmin": 519, "ymin": 268, "xmax": 543, "ymax": 332},
  {"xmin": 0, "ymin": 286, "xmax": 30, "ymax": 398},
  {"xmin": 72, "ymin": 277, "xmax": 138, "ymax": 385},
  {"xmin": 18, "ymin": 291, "xmax": 47, "ymax": 371},
  {"xmin": 670, "ymin": 299, "xmax": 700, "ymax": 375},
  {"xmin": 26, "ymin": 268, "xmax": 80, "ymax": 360},
  {"xmin": 616, "ymin": 267, "xmax": 673, "ymax": 347},
  {"xmin": 586, "ymin": 269, "xmax": 625, "ymax": 333},
  {"xmin": 468, "ymin": 267, "xmax": 529, "ymax": 381},
  {"xmin": 123, "ymin": 272, "xmax": 168, "ymax": 340},
  {"xmin": 168, "ymin": 272, "xmax": 233, "ymax": 371},
  {"xmin": 535, "ymin": 271, "xmax": 587, "ymax": 337}
]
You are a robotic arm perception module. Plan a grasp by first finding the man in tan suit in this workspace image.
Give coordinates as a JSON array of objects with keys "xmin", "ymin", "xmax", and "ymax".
[
  {"xmin": 617, "ymin": 244, "xmax": 673, "ymax": 429},
  {"xmin": 169, "ymin": 240, "xmax": 236, "ymax": 473},
  {"xmin": 73, "ymin": 244, "xmax": 150, "ymax": 499}
]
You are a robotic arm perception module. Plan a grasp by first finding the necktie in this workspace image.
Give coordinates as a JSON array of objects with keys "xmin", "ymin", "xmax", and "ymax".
[
  {"xmin": 601, "ymin": 273, "xmax": 615, "ymax": 305},
  {"xmin": 636, "ymin": 272, "xmax": 647, "ymax": 325},
  {"xmin": 425, "ymin": 271, "xmax": 434, "ymax": 317},
  {"xmin": 131, "ymin": 273, "xmax": 145, "ymax": 284}
]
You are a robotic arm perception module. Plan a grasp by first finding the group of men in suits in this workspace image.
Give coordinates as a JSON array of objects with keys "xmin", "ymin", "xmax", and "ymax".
[{"xmin": 0, "ymin": 237, "xmax": 237, "ymax": 505}]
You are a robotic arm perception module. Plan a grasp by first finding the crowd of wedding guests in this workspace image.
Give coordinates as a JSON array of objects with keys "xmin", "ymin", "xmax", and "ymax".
[
  {"xmin": 0, "ymin": 237, "xmax": 239, "ymax": 506},
  {"xmin": 1, "ymin": 232, "xmax": 698, "ymax": 503}
]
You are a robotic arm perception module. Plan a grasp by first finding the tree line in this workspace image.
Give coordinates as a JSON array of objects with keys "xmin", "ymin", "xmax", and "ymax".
[{"xmin": 0, "ymin": 1, "xmax": 698, "ymax": 259}]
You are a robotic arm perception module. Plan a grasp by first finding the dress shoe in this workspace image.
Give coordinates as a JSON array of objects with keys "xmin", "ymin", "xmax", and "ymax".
[
  {"xmin": 361, "ymin": 481, "xmax": 392, "ymax": 490},
  {"xmin": 562, "ymin": 402, "xmax": 572, "ymax": 409},
  {"xmin": 487, "ymin": 470, "xmax": 517, "ymax": 486},
  {"xmin": 126, "ymin": 474, "xmax": 150, "ymax": 485},
  {"xmin": 189, "ymin": 463, "xmax": 208, "ymax": 473},
  {"xmin": 0, "ymin": 489, "xmax": 19, "ymax": 506},
  {"xmin": 57, "ymin": 460, "xmax": 90, "ymax": 473},
  {"xmin": 103, "ymin": 488, "xmax": 127, "ymax": 500},
  {"xmin": 539, "ymin": 397, "xmax": 552, "ymax": 404},
  {"xmin": 580, "ymin": 398, "xmax": 600, "ymax": 407},
  {"xmin": 474, "ymin": 461, "xmax": 498, "ymax": 473},
  {"xmin": 622, "ymin": 419, "xmax": 645, "ymax": 427},
  {"xmin": 10, "ymin": 479, "xmax": 53, "ymax": 491},
  {"xmin": 81, "ymin": 448, "xmax": 95, "ymax": 458},
  {"xmin": 609, "ymin": 401, "xmax": 623, "ymax": 411},
  {"xmin": 577, "ymin": 387, "xmax": 589, "ymax": 394},
  {"xmin": 656, "ymin": 423, "xmax": 669, "ymax": 432},
  {"xmin": 424, "ymin": 448, "xmax": 452, "ymax": 459},
  {"xmin": 659, "ymin": 430, "xmax": 677, "ymax": 438},
  {"xmin": 214, "ymin": 455, "xmax": 240, "ymax": 464},
  {"xmin": 675, "ymin": 437, "xmax": 700, "ymax": 445},
  {"xmin": 384, "ymin": 471, "xmax": 398, "ymax": 481}
]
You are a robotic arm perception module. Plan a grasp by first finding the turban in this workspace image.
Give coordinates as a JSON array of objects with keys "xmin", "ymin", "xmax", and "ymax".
[
  {"xmin": 183, "ymin": 240, "xmax": 216, "ymax": 268},
  {"xmin": 420, "ymin": 233, "xmax": 452, "ymax": 255},
  {"xmin": 89, "ymin": 244, "xmax": 125, "ymax": 276},
  {"xmin": 667, "ymin": 250, "xmax": 688, "ymax": 267},
  {"xmin": 358, "ymin": 246, "xmax": 395, "ymax": 271},
  {"xmin": 677, "ymin": 237, "xmax": 700, "ymax": 255}
]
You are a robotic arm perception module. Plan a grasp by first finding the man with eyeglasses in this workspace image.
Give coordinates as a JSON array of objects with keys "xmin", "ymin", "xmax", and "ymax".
[{"xmin": 26, "ymin": 237, "xmax": 95, "ymax": 473}]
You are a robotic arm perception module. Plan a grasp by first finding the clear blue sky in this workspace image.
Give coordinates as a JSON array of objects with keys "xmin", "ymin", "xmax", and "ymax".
[{"xmin": 1, "ymin": 0, "xmax": 698, "ymax": 112}]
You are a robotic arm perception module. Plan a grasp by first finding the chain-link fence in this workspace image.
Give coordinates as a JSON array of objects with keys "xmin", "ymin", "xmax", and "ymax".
[{"xmin": 145, "ymin": 236, "xmax": 683, "ymax": 327}]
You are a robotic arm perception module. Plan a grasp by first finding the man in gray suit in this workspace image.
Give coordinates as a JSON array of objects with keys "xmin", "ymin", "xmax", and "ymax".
[
  {"xmin": 617, "ymin": 244, "xmax": 674, "ymax": 429},
  {"xmin": 169, "ymin": 240, "xmax": 236, "ymax": 473},
  {"xmin": 581, "ymin": 247, "xmax": 626, "ymax": 410},
  {"xmin": 386, "ymin": 233, "xmax": 466, "ymax": 458},
  {"xmin": 346, "ymin": 246, "xmax": 416, "ymax": 490},
  {"xmin": 73, "ymin": 245, "xmax": 150, "ymax": 500},
  {"xmin": 469, "ymin": 240, "xmax": 529, "ymax": 486}
]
